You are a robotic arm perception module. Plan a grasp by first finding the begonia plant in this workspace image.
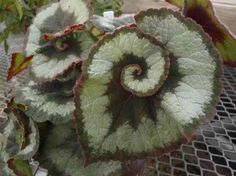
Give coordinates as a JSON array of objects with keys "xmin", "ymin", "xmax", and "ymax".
[{"xmin": 3, "ymin": 0, "xmax": 236, "ymax": 175}]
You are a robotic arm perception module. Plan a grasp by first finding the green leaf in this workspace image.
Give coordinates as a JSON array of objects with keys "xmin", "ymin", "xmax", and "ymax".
[
  {"xmin": 32, "ymin": 0, "xmax": 89, "ymax": 33},
  {"xmin": 74, "ymin": 9, "xmax": 222, "ymax": 163},
  {"xmin": 14, "ymin": 62, "xmax": 82, "ymax": 124},
  {"xmin": 14, "ymin": 0, "xmax": 23, "ymax": 20},
  {"xmin": 74, "ymin": 26, "xmax": 172, "ymax": 162},
  {"xmin": 182, "ymin": 0, "xmax": 236, "ymax": 66},
  {"xmin": 7, "ymin": 159, "xmax": 33, "ymax": 176},
  {"xmin": 91, "ymin": 0, "xmax": 123, "ymax": 16},
  {"xmin": 165, "ymin": 0, "xmax": 183, "ymax": 8},
  {"xmin": 135, "ymin": 8, "xmax": 221, "ymax": 127},
  {"xmin": 7, "ymin": 53, "xmax": 33, "ymax": 81},
  {"xmin": 36, "ymin": 122, "xmax": 122, "ymax": 176}
]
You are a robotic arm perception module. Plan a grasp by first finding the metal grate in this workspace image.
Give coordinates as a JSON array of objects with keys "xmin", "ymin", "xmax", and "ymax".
[
  {"xmin": 0, "ymin": 36, "xmax": 236, "ymax": 176},
  {"xmin": 143, "ymin": 67, "xmax": 236, "ymax": 176}
]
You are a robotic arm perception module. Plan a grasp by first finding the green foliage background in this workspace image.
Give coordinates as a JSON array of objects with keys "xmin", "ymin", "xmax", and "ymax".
[
  {"xmin": 0, "ymin": 0, "xmax": 123, "ymax": 54},
  {"xmin": 0, "ymin": 0, "xmax": 57, "ymax": 53}
]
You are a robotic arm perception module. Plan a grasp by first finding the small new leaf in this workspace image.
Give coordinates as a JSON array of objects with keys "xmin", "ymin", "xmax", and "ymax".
[
  {"xmin": 13, "ymin": 0, "xmax": 23, "ymax": 20},
  {"xmin": 7, "ymin": 53, "xmax": 32, "ymax": 81}
]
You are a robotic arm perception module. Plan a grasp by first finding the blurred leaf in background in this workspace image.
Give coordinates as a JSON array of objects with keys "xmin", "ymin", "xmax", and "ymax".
[
  {"xmin": 0, "ymin": 0, "xmax": 58, "ymax": 54},
  {"xmin": 91, "ymin": 0, "xmax": 123, "ymax": 16}
]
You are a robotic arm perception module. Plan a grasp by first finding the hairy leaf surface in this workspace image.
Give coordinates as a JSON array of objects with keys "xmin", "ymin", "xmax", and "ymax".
[
  {"xmin": 74, "ymin": 9, "xmax": 222, "ymax": 163},
  {"xmin": 36, "ymin": 122, "xmax": 122, "ymax": 176},
  {"xmin": 183, "ymin": 0, "xmax": 236, "ymax": 66}
]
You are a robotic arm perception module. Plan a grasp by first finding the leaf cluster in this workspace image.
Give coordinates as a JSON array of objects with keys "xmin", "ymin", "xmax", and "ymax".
[{"xmin": 2, "ymin": 0, "xmax": 235, "ymax": 175}]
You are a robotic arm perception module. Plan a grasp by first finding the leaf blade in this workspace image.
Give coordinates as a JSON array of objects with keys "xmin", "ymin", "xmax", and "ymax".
[
  {"xmin": 13, "ymin": 0, "xmax": 23, "ymax": 20},
  {"xmin": 7, "ymin": 159, "xmax": 33, "ymax": 176},
  {"xmin": 165, "ymin": 0, "xmax": 183, "ymax": 8},
  {"xmin": 183, "ymin": 0, "xmax": 236, "ymax": 66},
  {"xmin": 7, "ymin": 53, "xmax": 32, "ymax": 81}
]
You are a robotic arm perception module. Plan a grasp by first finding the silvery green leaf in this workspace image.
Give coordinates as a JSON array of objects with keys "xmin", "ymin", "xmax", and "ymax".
[
  {"xmin": 14, "ymin": 63, "xmax": 82, "ymax": 124},
  {"xmin": 24, "ymin": 0, "xmax": 94, "ymax": 81},
  {"xmin": 37, "ymin": 122, "xmax": 122, "ymax": 176},
  {"xmin": 1, "ymin": 114, "xmax": 39, "ymax": 162},
  {"xmin": 74, "ymin": 9, "xmax": 221, "ymax": 162}
]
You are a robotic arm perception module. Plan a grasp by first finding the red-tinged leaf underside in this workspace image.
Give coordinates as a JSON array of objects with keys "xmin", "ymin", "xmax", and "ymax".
[
  {"xmin": 7, "ymin": 159, "xmax": 33, "ymax": 176},
  {"xmin": 165, "ymin": 0, "xmax": 183, "ymax": 8},
  {"xmin": 182, "ymin": 0, "xmax": 236, "ymax": 66},
  {"xmin": 7, "ymin": 53, "xmax": 32, "ymax": 81},
  {"xmin": 43, "ymin": 24, "xmax": 85, "ymax": 42}
]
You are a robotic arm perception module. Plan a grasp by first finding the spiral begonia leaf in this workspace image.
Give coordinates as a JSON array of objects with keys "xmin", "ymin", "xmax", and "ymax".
[
  {"xmin": 25, "ymin": 0, "xmax": 90, "ymax": 57},
  {"xmin": 14, "ymin": 63, "xmax": 82, "ymax": 124},
  {"xmin": 36, "ymin": 122, "xmax": 122, "ymax": 176},
  {"xmin": 23, "ymin": 0, "xmax": 94, "ymax": 81},
  {"xmin": 135, "ymin": 7, "xmax": 221, "ymax": 144},
  {"xmin": 0, "ymin": 101, "xmax": 38, "ymax": 176},
  {"xmin": 74, "ymin": 27, "xmax": 172, "ymax": 162},
  {"xmin": 74, "ymin": 9, "xmax": 222, "ymax": 163},
  {"xmin": 30, "ymin": 30, "xmax": 95, "ymax": 81},
  {"xmin": 0, "ymin": 107, "xmax": 39, "ymax": 162}
]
